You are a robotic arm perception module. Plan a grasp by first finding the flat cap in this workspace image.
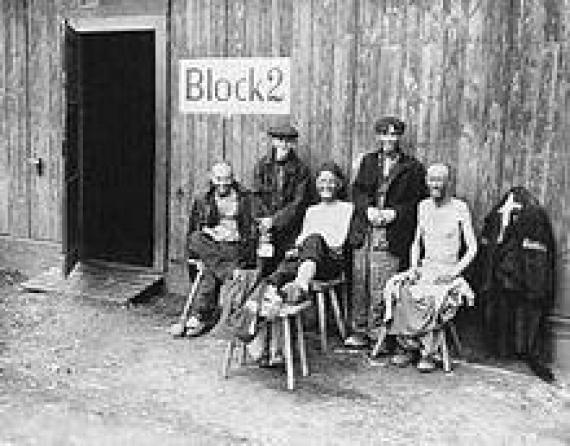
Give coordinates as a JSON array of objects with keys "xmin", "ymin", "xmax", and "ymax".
[
  {"xmin": 374, "ymin": 116, "xmax": 405, "ymax": 135},
  {"xmin": 267, "ymin": 124, "xmax": 299, "ymax": 139},
  {"xmin": 317, "ymin": 161, "xmax": 345, "ymax": 181}
]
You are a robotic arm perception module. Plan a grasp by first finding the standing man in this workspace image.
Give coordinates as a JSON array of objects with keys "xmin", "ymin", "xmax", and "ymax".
[
  {"xmin": 254, "ymin": 125, "xmax": 312, "ymax": 275},
  {"xmin": 347, "ymin": 116, "xmax": 428, "ymax": 349},
  {"xmin": 179, "ymin": 162, "xmax": 258, "ymax": 337}
]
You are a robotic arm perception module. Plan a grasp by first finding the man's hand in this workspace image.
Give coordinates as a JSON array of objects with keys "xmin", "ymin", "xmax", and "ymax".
[
  {"xmin": 284, "ymin": 248, "xmax": 299, "ymax": 259},
  {"xmin": 367, "ymin": 207, "xmax": 396, "ymax": 226},
  {"xmin": 258, "ymin": 217, "xmax": 273, "ymax": 232},
  {"xmin": 405, "ymin": 267, "xmax": 421, "ymax": 282},
  {"xmin": 379, "ymin": 208, "xmax": 396, "ymax": 224},
  {"xmin": 367, "ymin": 207, "xmax": 384, "ymax": 226}
]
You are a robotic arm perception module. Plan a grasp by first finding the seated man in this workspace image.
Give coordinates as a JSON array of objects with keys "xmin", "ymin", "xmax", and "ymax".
[
  {"xmin": 379, "ymin": 163, "xmax": 477, "ymax": 372},
  {"xmin": 239, "ymin": 162, "xmax": 366, "ymax": 364},
  {"xmin": 266, "ymin": 161, "xmax": 367, "ymax": 301},
  {"xmin": 182, "ymin": 162, "xmax": 258, "ymax": 337}
]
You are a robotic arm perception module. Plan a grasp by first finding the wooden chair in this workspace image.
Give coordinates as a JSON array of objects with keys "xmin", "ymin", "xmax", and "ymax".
[
  {"xmin": 310, "ymin": 275, "xmax": 348, "ymax": 351},
  {"xmin": 371, "ymin": 319, "xmax": 463, "ymax": 373},
  {"xmin": 438, "ymin": 321, "xmax": 463, "ymax": 372},
  {"xmin": 222, "ymin": 300, "xmax": 312, "ymax": 390}
]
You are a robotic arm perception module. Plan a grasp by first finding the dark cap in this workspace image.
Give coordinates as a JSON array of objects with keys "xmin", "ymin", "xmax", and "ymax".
[
  {"xmin": 317, "ymin": 161, "xmax": 345, "ymax": 181},
  {"xmin": 374, "ymin": 116, "xmax": 405, "ymax": 136},
  {"xmin": 267, "ymin": 124, "xmax": 299, "ymax": 139}
]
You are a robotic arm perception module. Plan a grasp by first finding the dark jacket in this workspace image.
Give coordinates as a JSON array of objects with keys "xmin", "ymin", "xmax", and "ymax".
[
  {"xmin": 351, "ymin": 151, "xmax": 428, "ymax": 261},
  {"xmin": 253, "ymin": 150, "xmax": 311, "ymax": 248},
  {"xmin": 478, "ymin": 192, "xmax": 555, "ymax": 304},
  {"xmin": 186, "ymin": 182, "xmax": 260, "ymax": 266}
]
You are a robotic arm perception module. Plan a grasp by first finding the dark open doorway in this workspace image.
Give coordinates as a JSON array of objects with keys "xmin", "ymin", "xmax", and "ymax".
[{"xmin": 80, "ymin": 31, "xmax": 155, "ymax": 267}]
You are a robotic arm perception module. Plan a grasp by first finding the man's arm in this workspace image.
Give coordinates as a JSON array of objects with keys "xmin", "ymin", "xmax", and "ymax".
[
  {"xmin": 409, "ymin": 225, "xmax": 422, "ymax": 271},
  {"xmin": 389, "ymin": 162, "xmax": 428, "ymax": 225},
  {"xmin": 347, "ymin": 207, "xmax": 369, "ymax": 250},
  {"xmin": 451, "ymin": 202, "xmax": 478, "ymax": 278},
  {"xmin": 271, "ymin": 166, "xmax": 310, "ymax": 232},
  {"xmin": 351, "ymin": 154, "xmax": 375, "ymax": 214}
]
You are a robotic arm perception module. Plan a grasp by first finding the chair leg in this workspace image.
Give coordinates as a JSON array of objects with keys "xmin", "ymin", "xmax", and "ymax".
[
  {"xmin": 222, "ymin": 339, "xmax": 236, "ymax": 378},
  {"xmin": 296, "ymin": 314, "xmax": 309, "ymax": 377},
  {"xmin": 270, "ymin": 322, "xmax": 280, "ymax": 362},
  {"xmin": 330, "ymin": 288, "xmax": 347, "ymax": 340},
  {"xmin": 340, "ymin": 282, "xmax": 349, "ymax": 325},
  {"xmin": 447, "ymin": 322, "xmax": 463, "ymax": 357},
  {"xmin": 240, "ymin": 342, "xmax": 247, "ymax": 365},
  {"xmin": 440, "ymin": 330, "xmax": 452, "ymax": 373},
  {"xmin": 370, "ymin": 325, "xmax": 388, "ymax": 358},
  {"xmin": 282, "ymin": 316, "xmax": 295, "ymax": 390},
  {"xmin": 316, "ymin": 291, "xmax": 328, "ymax": 351}
]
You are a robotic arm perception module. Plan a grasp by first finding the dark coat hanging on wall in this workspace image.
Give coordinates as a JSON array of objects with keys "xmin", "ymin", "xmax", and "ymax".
[{"xmin": 477, "ymin": 187, "xmax": 555, "ymax": 365}]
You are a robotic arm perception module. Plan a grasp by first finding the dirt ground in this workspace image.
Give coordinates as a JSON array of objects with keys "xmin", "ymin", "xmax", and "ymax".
[{"xmin": 1, "ymin": 269, "xmax": 569, "ymax": 446}]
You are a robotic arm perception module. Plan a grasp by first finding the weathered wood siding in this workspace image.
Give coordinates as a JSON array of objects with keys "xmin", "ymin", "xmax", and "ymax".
[
  {"xmin": 170, "ymin": 0, "xmax": 569, "ymax": 267},
  {"xmin": 0, "ymin": 0, "xmax": 568, "ymax": 278},
  {"xmin": 0, "ymin": 0, "xmax": 167, "ymax": 244}
]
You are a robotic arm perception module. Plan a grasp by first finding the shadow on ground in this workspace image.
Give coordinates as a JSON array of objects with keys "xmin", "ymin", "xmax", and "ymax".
[{"xmin": 1, "ymin": 271, "xmax": 569, "ymax": 445}]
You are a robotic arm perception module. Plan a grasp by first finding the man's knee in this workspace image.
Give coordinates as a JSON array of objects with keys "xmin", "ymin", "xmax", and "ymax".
[
  {"xmin": 299, "ymin": 234, "xmax": 328, "ymax": 260},
  {"xmin": 187, "ymin": 231, "xmax": 210, "ymax": 258},
  {"xmin": 301, "ymin": 234, "xmax": 327, "ymax": 249}
]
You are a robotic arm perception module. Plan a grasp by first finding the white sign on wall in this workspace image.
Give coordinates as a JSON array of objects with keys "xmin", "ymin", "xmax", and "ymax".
[{"xmin": 179, "ymin": 57, "xmax": 291, "ymax": 115}]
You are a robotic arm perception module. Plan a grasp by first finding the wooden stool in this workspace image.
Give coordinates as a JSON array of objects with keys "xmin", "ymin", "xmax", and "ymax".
[
  {"xmin": 371, "ymin": 321, "xmax": 463, "ymax": 373},
  {"xmin": 310, "ymin": 277, "xmax": 347, "ymax": 351},
  {"xmin": 438, "ymin": 321, "xmax": 463, "ymax": 372},
  {"xmin": 222, "ymin": 300, "xmax": 312, "ymax": 390}
]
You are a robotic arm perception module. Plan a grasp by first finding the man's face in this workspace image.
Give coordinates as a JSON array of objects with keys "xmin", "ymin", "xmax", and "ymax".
[
  {"xmin": 211, "ymin": 165, "xmax": 233, "ymax": 197},
  {"xmin": 427, "ymin": 172, "xmax": 449, "ymax": 199},
  {"xmin": 316, "ymin": 171, "xmax": 339, "ymax": 201},
  {"xmin": 273, "ymin": 137, "xmax": 296, "ymax": 162},
  {"xmin": 376, "ymin": 134, "xmax": 400, "ymax": 156}
]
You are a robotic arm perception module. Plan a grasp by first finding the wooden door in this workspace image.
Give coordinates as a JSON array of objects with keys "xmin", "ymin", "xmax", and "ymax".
[{"xmin": 62, "ymin": 20, "xmax": 81, "ymax": 277}]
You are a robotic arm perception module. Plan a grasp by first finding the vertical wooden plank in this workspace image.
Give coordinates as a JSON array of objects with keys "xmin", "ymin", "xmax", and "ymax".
[
  {"xmin": 50, "ymin": 0, "xmax": 63, "ymax": 242},
  {"xmin": 455, "ymin": 0, "xmax": 485, "ymax": 213},
  {"xmin": 331, "ymin": 0, "xmax": 357, "ymax": 174},
  {"xmin": 194, "ymin": 0, "xmax": 210, "ymax": 194},
  {"xmin": 403, "ymin": 0, "xmax": 421, "ymax": 155},
  {"xmin": 226, "ymin": 0, "xmax": 246, "ymax": 184},
  {"xmin": 0, "ymin": 0, "xmax": 9, "ymax": 234},
  {"xmin": 351, "ymin": 0, "xmax": 375, "ymax": 164},
  {"xmin": 29, "ymin": 0, "xmax": 53, "ymax": 240},
  {"xmin": 310, "ymin": 0, "xmax": 335, "ymax": 168},
  {"xmin": 6, "ymin": 0, "xmax": 30, "ymax": 238},
  {"xmin": 207, "ymin": 0, "xmax": 225, "ymax": 167},
  {"xmin": 169, "ymin": 0, "xmax": 189, "ymax": 263},
  {"xmin": 291, "ymin": 0, "xmax": 312, "ymax": 167}
]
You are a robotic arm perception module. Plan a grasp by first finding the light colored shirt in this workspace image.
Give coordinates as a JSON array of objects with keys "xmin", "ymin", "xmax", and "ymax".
[{"xmin": 296, "ymin": 201, "xmax": 354, "ymax": 249}]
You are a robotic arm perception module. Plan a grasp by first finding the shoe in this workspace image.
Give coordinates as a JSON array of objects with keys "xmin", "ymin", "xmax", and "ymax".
[
  {"xmin": 344, "ymin": 333, "xmax": 369, "ymax": 349},
  {"xmin": 390, "ymin": 352, "xmax": 414, "ymax": 367},
  {"xmin": 417, "ymin": 357, "xmax": 436, "ymax": 373},
  {"xmin": 258, "ymin": 353, "xmax": 285, "ymax": 368},
  {"xmin": 185, "ymin": 315, "xmax": 207, "ymax": 337},
  {"xmin": 528, "ymin": 359, "xmax": 555, "ymax": 383}
]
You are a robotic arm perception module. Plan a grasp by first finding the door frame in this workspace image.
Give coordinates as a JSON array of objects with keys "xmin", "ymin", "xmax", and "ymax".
[{"xmin": 68, "ymin": 15, "xmax": 168, "ymax": 272}]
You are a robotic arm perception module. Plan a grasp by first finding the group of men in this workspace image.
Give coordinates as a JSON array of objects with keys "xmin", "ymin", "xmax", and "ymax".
[{"xmin": 174, "ymin": 115, "xmax": 483, "ymax": 373}]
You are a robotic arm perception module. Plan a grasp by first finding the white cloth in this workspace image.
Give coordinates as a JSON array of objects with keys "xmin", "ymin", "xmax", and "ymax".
[
  {"xmin": 296, "ymin": 201, "xmax": 354, "ymax": 249},
  {"xmin": 203, "ymin": 190, "xmax": 240, "ymax": 242}
]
